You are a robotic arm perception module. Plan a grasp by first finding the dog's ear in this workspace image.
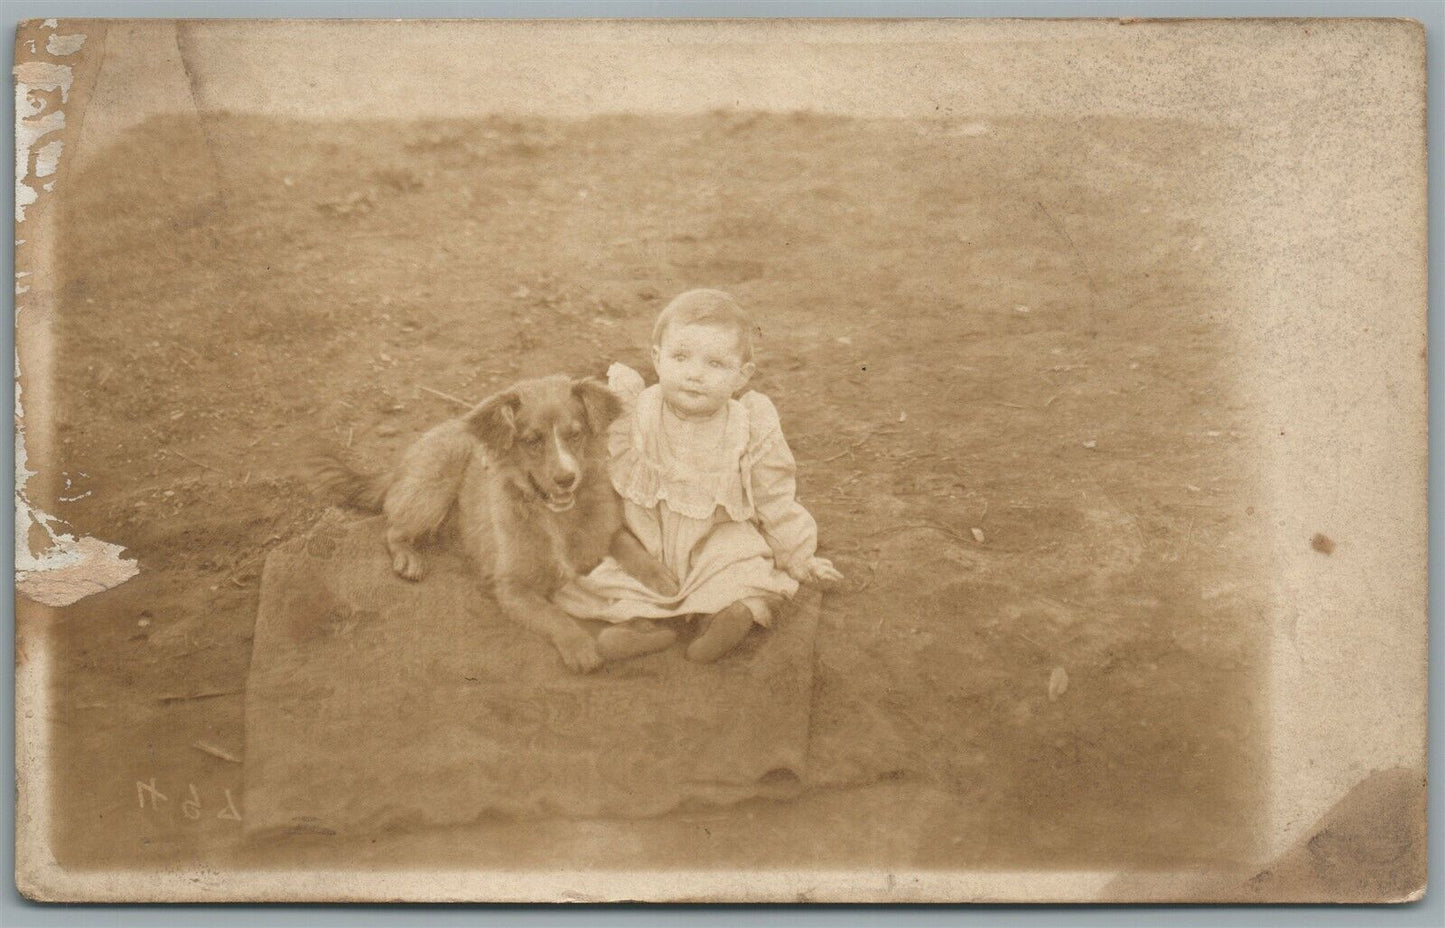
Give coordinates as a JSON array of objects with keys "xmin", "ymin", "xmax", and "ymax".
[
  {"xmin": 464, "ymin": 389, "xmax": 521, "ymax": 453},
  {"xmin": 571, "ymin": 378, "xmax": 623, "ymax": 434}
]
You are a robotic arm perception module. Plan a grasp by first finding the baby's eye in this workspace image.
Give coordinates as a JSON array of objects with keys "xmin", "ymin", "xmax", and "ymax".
[
  {"xmin": 672, "ymin": 352, "xmax": 687, "ymax": 361},
  {"xmin": 709, "ymin": 360, "xmax": 724, "ymax": 369}
]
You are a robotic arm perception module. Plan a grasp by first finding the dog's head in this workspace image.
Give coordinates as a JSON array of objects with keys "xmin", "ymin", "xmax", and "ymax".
[{"xmin": 463, "ymin": 375, "xmax": 623, "ymax": 512}]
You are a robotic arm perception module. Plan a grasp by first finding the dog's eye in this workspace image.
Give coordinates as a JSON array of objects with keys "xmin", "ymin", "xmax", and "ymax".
[
  {"xmin": 523, "ymin": 433, "xmax": 544, "ymax": 446},
  {"xmin": 565, "ymin": 427, "xmax": 582, "ymax": 441}
]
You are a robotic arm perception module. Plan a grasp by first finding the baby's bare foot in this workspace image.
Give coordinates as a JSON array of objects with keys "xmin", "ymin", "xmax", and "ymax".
[
  {"xmin": 686, "ymin": 603, "xmax": 754, "ymax": 663},
  {"xmin": 597, "ymin": 621, "xmax": 678, "ymax": 662},
  {"xmin": 390, "ymin": 547, "xmax": 424, "ymax": 581}
]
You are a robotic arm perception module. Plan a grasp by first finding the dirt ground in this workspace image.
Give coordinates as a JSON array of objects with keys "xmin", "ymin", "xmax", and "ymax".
[{"xmin": 30, "ymin": 110, "xmax": 1268, "ymax": 875}]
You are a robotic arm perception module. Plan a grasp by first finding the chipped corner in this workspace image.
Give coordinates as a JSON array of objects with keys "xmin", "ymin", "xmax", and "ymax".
[{"xmin": 1097, "ymin": 766, "xmax": 1428, "ymax": 903}]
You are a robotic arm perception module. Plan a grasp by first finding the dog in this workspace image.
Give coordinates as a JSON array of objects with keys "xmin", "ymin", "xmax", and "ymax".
[{"xmin": 310, "ymin": 375, "xmax": 677, "ymax": 673}]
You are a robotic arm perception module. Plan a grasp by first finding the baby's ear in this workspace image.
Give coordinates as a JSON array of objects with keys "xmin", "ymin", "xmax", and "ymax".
[
  {"xmin": 571, "ymin": 378, "xmax": 623, "ymax": 434},
  {"xmin": 464, "ymin": 389, "xmax": 520, "ymax": 454}
]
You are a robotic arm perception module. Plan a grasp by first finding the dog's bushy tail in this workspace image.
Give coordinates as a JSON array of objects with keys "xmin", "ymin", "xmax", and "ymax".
[{"xmin": 303, "ymin": 450, "xmax": 393, "ymax": 513}]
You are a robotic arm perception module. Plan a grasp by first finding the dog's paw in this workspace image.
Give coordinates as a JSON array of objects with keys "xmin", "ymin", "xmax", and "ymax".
[
  {"xmin": 555, "ymin": 633, "xmax": 602, "ymax": 674},
  {"xmin": 391, "ymin": 549, "xmax": 425, "ymax": 581}
]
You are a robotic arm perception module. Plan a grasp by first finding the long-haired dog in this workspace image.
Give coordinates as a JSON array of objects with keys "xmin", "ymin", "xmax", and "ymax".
[{"xmin": 311, "ymin": 375, "xmax": 676, "ymax": 673}]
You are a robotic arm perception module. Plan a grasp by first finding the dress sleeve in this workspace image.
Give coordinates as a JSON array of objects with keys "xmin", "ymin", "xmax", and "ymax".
[
  {"xmin": 605, "ymin": 363, "xmax": 645, "ymax": 460},
  {"xmin": 606, "ymin": 362, "xmax": 646, "ymax": 401},
  {"xmin": 742, "ymin": 392, "xmax": 818, "ymax": 571}
]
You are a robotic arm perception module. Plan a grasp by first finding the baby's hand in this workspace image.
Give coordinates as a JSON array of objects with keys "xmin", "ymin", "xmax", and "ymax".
[{"xmin": 789, "ymin": 557, "xmax": 844, "ymax": 586}]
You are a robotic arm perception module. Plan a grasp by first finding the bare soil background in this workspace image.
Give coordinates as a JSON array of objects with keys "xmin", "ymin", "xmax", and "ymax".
[{"xmin": 33, "ymin": 111, "xmax": 1267, "ymax": 873}]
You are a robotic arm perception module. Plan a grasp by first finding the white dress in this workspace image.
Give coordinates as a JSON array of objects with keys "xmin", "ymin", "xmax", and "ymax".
[{"xmin": 553, "ymin": 364, "xmax": 817, "ymax": 627}]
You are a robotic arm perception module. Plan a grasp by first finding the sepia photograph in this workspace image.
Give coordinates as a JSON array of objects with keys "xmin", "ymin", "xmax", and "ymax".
[{"xmin": 12, "ymin": 16, "xmax": 1428, "ymax": 903}]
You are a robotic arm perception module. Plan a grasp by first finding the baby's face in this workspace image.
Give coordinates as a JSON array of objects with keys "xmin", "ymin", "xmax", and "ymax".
[{"xmin": 652, "ymin": 322, "xmax": 755, "ymax": 418}]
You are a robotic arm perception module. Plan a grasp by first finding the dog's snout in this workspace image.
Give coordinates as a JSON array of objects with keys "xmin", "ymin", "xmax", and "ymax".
[{"xmin": 554, "ymin": 471, "xmax": 578, "ymax": 490}]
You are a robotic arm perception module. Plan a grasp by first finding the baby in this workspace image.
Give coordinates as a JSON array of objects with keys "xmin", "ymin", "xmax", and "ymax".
[{"xmin": 554, "ymin": 288, "xmax": 842, "ymax": 662}]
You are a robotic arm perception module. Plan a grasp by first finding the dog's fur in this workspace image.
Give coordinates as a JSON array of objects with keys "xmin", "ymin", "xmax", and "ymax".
[{"xmin": 311, "ymin": 375, "xmax": 675, "ymax": 672}]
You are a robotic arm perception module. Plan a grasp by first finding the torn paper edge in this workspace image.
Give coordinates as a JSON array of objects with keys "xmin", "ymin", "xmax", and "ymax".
[{"xmin": 14, "ymin": 21, "xmax": 138, "ymax": 607}]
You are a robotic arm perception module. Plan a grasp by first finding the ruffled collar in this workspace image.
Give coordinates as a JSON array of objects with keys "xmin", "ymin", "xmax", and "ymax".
[{"xmin": 609, "ymin": 386, "xmax": 756, "ymax": 521}]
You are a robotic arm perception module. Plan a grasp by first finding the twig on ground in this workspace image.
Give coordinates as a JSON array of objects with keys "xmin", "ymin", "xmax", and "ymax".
[
  {"xmin": 164, "ymin": 449, "xmax": 225, "ymax": 476},
  {"xmin": 192, "ymin": 740, "xmax": 242, "ymax": 764},
  {"xmin": 421, "ymin": 385, "xmax": 474, "ymax": 408},
  {"xmin": 1036, "ymin": 199, "xmax": 1099, "ymax": 294},
  {"xmin": 157, "ymin": 689, "xmax": 242, "ymax": 704},
  {"xmin": 1043, "ymin": 393, "xmax": 1061, "ymax": 407},
  {"xmin": 997, "ymin": 402, "xmax": 1030, "ymax": 410},
  {"xmin": 820, "ymin": 431, "xmax": 879, "ymax": 464},
  {"xmin": 1168, "ymin": 514, "xmax": 1197, "ymax": 562},
  {"xmin": 866, "ymin": 522, "xmax": 976, "ymax": 547},
  {"xmin": 346, "ymin": 426, "xmax": 354, "ymax": 448}
]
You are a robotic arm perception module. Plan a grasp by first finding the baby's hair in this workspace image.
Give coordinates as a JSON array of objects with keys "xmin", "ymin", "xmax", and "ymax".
[{"xmin": 652, "ymin": 289, "xmax": 755, "ymax": 363}]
